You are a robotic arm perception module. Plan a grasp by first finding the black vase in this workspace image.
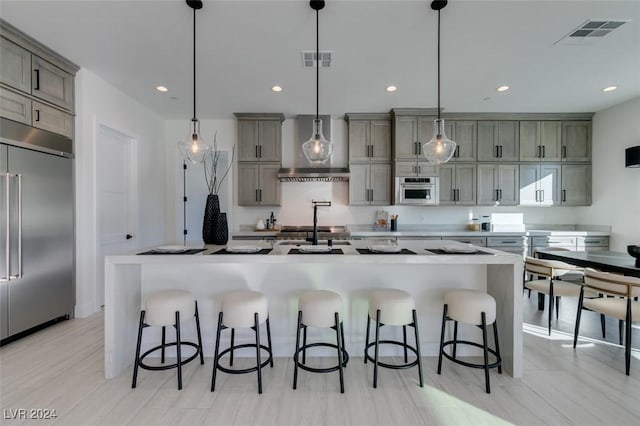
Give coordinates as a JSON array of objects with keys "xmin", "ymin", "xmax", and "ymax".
[
  {"xmin": 203, "ymin": 194, "xmax": 221, "ymax": 244},
  {"xmin": 211, "ymin": 212, "xmax": 229, "ymax": 245}
]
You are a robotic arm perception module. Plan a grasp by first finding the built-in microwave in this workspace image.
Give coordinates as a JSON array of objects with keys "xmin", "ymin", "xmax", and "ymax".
[{"xmin": 395, "ymin": 177, "xmax": 439, "ymax": 205}]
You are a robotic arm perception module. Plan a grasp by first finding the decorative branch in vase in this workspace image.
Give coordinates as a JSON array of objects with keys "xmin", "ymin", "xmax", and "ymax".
[{"xmin": 202, "ymin": 132, "xmax": 235, "ymax": 245}]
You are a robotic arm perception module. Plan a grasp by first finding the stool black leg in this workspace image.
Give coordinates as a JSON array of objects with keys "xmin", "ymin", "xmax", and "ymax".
[
  {"xmin": 364, "ymin": 314, "xmax": 371, "ymax": 364},
  {"xmin": 161, "ymin": 326, "xmax": 166, "ymax": 364},
  {"xmin": 266, "ymin": 316, "xmax": 274, "ymax": 368},
  {"xmin": 194, "ymin": 301, "xmax": 204, "ymax": 365},
  {"xmin": 412, "ymin": 309, "xmax": 424, "ymax": 387},
  {"xmin": 373, "ymin": 309, "xmax": 381, "ymax": 389},
  {"xmin": 493, "ymin": 320, "xmax": 502, "ymax": 374},
  {"xmin": 403, "ymin": 325, "xmax": 408, "ymax": 363},
  {"xmin": 293, "ymin": 310, "xmax": 302, "ymax": 390},
  {"xmin": 132, "ymin": 310, "xmax": 145, "ymax": 388},
  {"xmin": 625, "ymin": 299, "xmax": 632, "ymax": 375},
  {"xmin": 211, "ymin": 311, "xmax": 223, "ymax": 392},
  {"xmin": 175, "ymin": 311, "xmax": 182, "ymax": 390},
  {"xmin": 335, "ymin": 312, "xmax": 345, "ymax": 394},
  {"xmin": 481, "ymin": 312, "xmax": 490, "ymax": 394},
  {"xmin": 255, "ymin": 312, "xmax": 263, "ymax": 394},
  {"xmin": 453, "ymin": 321, "xmax": 458, "ymax": 359},
  {"xmin": 302, "ymin": 325, "xmax": 308, "ymax": 364},
  {"xmin": 437, "ymin": 304, "xmax": 447, "ymax": 375},
  {"xmin": 230, "ymin": 328, "xmax": 235, "ymax": 367}
]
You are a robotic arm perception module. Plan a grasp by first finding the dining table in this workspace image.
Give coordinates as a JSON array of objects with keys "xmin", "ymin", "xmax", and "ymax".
[{"xmin": 536, "ymin": 249, "xmax": 640, "ymax": 278}]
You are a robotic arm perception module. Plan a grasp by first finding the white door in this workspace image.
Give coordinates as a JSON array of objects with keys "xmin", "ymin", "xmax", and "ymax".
[{"xmin": 97, "ymin": 124, "xmax": 136, "ymax": 307}]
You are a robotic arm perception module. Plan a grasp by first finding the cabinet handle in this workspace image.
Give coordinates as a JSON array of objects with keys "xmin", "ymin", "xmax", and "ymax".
[
  {"xmin": 499, "ymin": 189, "xmax": 502, "ymax": 201},
  {"xmin": 454, "ymin": 146, "xmax": 459, "ymax": 158},
  {"xmin": 259, "ymin": 189, "xmax": 263, "ymax": 202},
  {"xmin": 495, "ymin": 145, "xmax": 499, "ymax": 158},
  {"xmin": 370, "ymin": 145, "xmax": 374, "ymax": 158},
  {"xmin": 542, "ymin": 145, "xmax": 546, "ymax": 158},
  {"xmin": 536, "ymin": 146, "xmax": 541, "ymax": 158},
  {"xmin": 255, "ymin": 145, "xmax": 258, "ymax": 158},
  {"xmin": 540, "ymin": 189, "xmax": 544, "ymax": 202},
  {"xmin": 499, "ymin": 145, "xmax": 503, "ymax": 158},
  {"xmin": 417, "ymin": 142, "xmax": 421, "ymax": 156},
  {"xmin": 562, "ymin": 146, "xmax": 567, "ymax": 159},
  {"xmin": 562, "ymin": 189, "xmax": 566, "ymax": 202},
  {"xmin": 34, "ymin": 69, "xmax": 40, "ymax": 90},
  {"xmin": 535, "ymin": 190, "xmax": 539, "ymax": 202},
  {"xmin": 259, "ymin": 145, "xmax": 262, "ymax": 158},
  {"xmin": 256, "ymin": 189, "xmax": 259, "ymax": 202},
  {"xmin": 495, "ymin": 189, "xmax": 499, "ymax": 201},
  {"xmin": 35, "ymin": 109, "xmax": 40, "ymax": 122}
]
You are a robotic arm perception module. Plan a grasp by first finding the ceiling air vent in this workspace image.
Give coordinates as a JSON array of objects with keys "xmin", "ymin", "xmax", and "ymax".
[
  {"xmin": 302, "ymin": 51, "xmax": 332, "ymax": 68},
  {"xmin": 555, "ymin": 19, "xmax": 629, "ymax": 45}
]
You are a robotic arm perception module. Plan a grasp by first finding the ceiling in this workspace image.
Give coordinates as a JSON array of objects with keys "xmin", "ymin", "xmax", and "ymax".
[{"xmin": 1, "ymin": 0, "xmax": 639, "ymax": 119}]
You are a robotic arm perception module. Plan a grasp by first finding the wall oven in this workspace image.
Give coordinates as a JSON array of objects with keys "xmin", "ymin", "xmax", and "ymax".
[{"xmin": 395, "ymin": 177, "xmax": 439, "ymax": 205}]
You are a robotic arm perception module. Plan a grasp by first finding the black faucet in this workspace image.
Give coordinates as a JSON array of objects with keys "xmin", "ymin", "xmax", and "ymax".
[{"xmin": 309, "ymin": 200, "xmax": 331, "ymax": 245}]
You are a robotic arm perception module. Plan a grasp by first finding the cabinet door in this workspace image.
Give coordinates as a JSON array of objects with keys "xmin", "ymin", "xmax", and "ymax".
[
  {"xmin": 438, "ymin": 164, "xmax": 456, "ymax": 205},
  {"xmin": 497, "ymin": 164, "xmax": 519, "ymax": 206},
  {"xmin": 455, "ymin": 164, "xmax": 477, "ymax": 205},
  {"xmin": 539, "ymin": 164, "xmax": 561, "ymax": 206},
  {"xmin": 237, "ymin": 163, "xmax": 259, "ymax": 206},
  {"xmin": 370, "ymin": 120, "xmax": 391, "ymax": 161},
  {"xmin": 348, "ymin": 120, "xmax": 370, "ymax": 162},
  {"xmin": 498, "ymin": 121, "xmax": 520, "ymax": 161},
  {"xmin": 395, "ymin": 161, "xmax": 419, "ymax": 177},
  {"xmin": 519, "ymin": 121, "xmax": 540, "ymax": 161},
  {"xmin": 349, "ymin": 164, "xmax": 370, "ymax": 205},
  {"xmin": 237, "ymin": 120, "xmax": 259, "ymax": 161},
  {"xmin": 562, "ymin": 164, "xmax": 591, "ymax": 206},
  {"xmin": 258, "ymin": 120, "xmax": 281, "ymax": 162},
  {"xmin": 519, "ymin": 164, "xmax": 539, "ymax": 206},
  {"xmin": 477, "ymin": 164, "xmax": 498, "ymax": 205},
  {"xmin": 32, "ymin": 101, "xmax": 73, "ymax": 138},
  {"xmin": 539, "ymin": 121, "xmax": 562, "ymax": 161},
  {"xmin": 258, "ymin": 163, "xmax": 281, "ymax": 206},
  {"xmin": 562, "ymin": 121, "xmax": 591, "ymax": 162},
  {"xmin": 477, "ymin": 121, "xmax": 498, "ymax": 162},
  {"xmin": 370, "ymin": 163, "xmax": 391, "ymax": 205},
  {"xmin": 394, "ymin": 116, "xmax": 419, "ymax": 159},
  {"xmin": 451, "ymin": 121, "xmax": 477, "ymax": 162},
  {"xmin": 0, "ymin": 38, "xmax": 31, "ymax": 93},
  {"xmin": 32, "ymin": 56, "xmax": 73, "ymax": 111},
  {"xmin": 0, "ymin": 88, "xmax": 31, "ymax": 125}
]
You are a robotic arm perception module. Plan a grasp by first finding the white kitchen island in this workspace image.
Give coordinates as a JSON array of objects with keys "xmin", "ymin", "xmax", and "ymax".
[{"xmin": 104, "ymin": 240, "xmax": 523, "ymax": 379}]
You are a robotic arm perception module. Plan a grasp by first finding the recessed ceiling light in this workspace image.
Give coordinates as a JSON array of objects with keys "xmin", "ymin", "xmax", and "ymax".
[
  {"xmin": 386, "ymin": 85, "xmax": 397, "ymax": 92},
  {"xmin": 156, "ymin": 86, "xmax": 168, "ymax": 92},
  {"xmin": 272, "ymin": 86, "xmax": 283, "ymax": 92},
  {"xmin": 602, "ymin": 86, "xmax": 617, "ymax": 92},
  {"xmin": 496, "ymin": 85, "xmax": 510, "ymax": 92}
]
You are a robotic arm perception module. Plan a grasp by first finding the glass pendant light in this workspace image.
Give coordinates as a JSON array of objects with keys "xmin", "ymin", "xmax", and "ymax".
[
  {"xmin": 178, "ymin": 0, "xmax": 212, "ymax": 164},
  {"xmin": 423, "ymin": 0, "xmax": 456, "ymax": 165},
  {"xmin": 302, "ymin": 0, "xmax": 333, "ymax": 165}
]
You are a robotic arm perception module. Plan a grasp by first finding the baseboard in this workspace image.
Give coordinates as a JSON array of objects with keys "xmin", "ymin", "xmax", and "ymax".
[{"xmin": 74, "ymin": 302, "xmax": 99, "ymax": 318}]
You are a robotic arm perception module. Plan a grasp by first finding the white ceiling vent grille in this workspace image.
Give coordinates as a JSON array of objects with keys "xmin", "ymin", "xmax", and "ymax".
[
  {"xmin": 302, "ymin": 51, "xmax": 332, "ymax": 68},
  {"xmin": 555, "ymin": 19, "xmax": 629, "ymax": 45}
]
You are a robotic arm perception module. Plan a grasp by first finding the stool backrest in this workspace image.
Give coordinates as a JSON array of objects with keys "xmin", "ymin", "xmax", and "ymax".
[{"xmin": 584, "ymin": 268, "xmax": 640, "ymax": 298}]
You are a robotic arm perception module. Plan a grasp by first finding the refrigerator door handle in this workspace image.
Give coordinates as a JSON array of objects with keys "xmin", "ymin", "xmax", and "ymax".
[
  {"xmin": 16, "ymin": 174, "xmax": 23, "ymax": 279},
  {"xmin": 2, "ymin": 173, "xmax": 9, "ymax": 281}
]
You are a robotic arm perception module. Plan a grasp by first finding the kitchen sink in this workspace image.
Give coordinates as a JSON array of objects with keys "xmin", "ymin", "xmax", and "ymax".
[{"xmin": 277, "ymin": 240, "xmax": 351, "ymax": 246}]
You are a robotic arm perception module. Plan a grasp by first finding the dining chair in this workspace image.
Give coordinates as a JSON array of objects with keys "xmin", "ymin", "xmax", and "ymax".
[{"xmin": 573, "ymin": 268, "xmax": 640, "ymax": 375}]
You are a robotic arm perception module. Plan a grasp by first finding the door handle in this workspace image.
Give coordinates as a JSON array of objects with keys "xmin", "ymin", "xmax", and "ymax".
[
  {"xmin": 455, "ymin": 146, "xmax": 460, "ymax": 158},
  {"xmin": 255, "ymin": 145, "xmax": 258, "ymax": 158},
  {"xmin": 540, "ymin": 190, "xmax": 545, "ymax": 202},
  {"xmin": 495, "ymin": 145, "xmax": 499, "ymax": 158},
  {"xmin": 498, "ymin": 189, "xmax": 502, "ymax": 201},
  {"xmin": 34, "ymin": 69, "xmax": 40, "ymax": 91},
  {"xmin": 259, "ymin": 189, "xmax": 262, "ymax": 202},
  {"xmin": 16, "ymin": 174, "xmax": 22, "ymax": 279},
  {"xmin": 126, "ymin": 234, "xmax": 133, "ymax": 240}
]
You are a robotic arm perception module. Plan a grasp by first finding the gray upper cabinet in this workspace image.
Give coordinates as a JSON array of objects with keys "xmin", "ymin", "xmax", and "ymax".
[
  {"xmin": 477, "ymin": 164, "xmax": 519, "ymax": 206},
  {"xmin": 348, "ymin": 120, "xmax": 370, "ymax": 162},
  {"xmin": 0, "ymin": 38, "xmax": 31, "ymax": 93},
  {"xmin": 394, "ymin": 161, "xmax": 437, "ymax": 177},
  {"xmin": 31, "ymin": 56, "xmax": 74, "ymax": 111},
  {"xmin": 562, "ymin": 121, "xmax": 591, "ymax": 162},
  {"xmin": 0, "ymin": 87, "xmax": 31, "ymax": 125},
  {"xmin": 477, "ymin": 121, "xmax": 519, "ymax": 162},
  {"xmin": 439, "ymin": 164, "xmax": 476, "ymax": 205},
  {"xmin": 449, "ymin": 121, "xmax": 477, "ymax": 162},
  {"xmin": 348, "ymin": 116, "xmax": 391, "ymax": 162},
  {"xmin": 349, "ymin": 163, "xmax": 391, "ymax": 206},
  {"xmin": 561, "ymin": 164, "xmax": 591, "ymax": 206},
  {"xmin": 519, "ymin": 164, "xmax": 561, "ymax": 206},
  {"xmin": 236, "ymin": 114, "xmax": 283, "ymax": 162},
  {"xmin": 394, "ymin": 116, "xmax": 421, "ymax": 159},
  {"xmin": 237, "ymin": 162, "xmax": 281, "ymax": 206},
  {"xmin": 519, "ymin": 121, "xmax": 562, "ymax": 162},
  {"xmin": 32, "ymin": 100, "xmax": 73, "ymax": 138}
]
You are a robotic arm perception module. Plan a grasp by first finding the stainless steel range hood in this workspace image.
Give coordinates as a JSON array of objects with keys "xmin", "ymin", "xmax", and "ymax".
[{"xmin": 277, "ymin": 114, "xmax": 349, "ymax": 182}]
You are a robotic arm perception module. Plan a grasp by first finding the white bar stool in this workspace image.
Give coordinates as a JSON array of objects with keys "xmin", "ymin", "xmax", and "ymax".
[
  {"xmin": 293, "ymin": 290, "xmax": 349, "ymax": 393},
  {"xmin": 364, "ymin": 288, "xmax": 424, "ymax": 388},
  {"xmin": 211, "ymin": 290, "xmax": 273, "ymax": 394},
  {"xmin": 437, "ymin": 289, "xmax": 502, "ymax": 393},
  {"xmin": 132, "ymin": 290, "xmax": 204, "ymax": 390}
]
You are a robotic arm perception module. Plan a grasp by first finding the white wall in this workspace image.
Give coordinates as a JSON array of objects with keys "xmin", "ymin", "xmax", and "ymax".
[
  {"xmin": 577, "ymin": 96, "xmax": 640, "ymax": 251},
  {"xmin": 75, "ymin": 68, "xmax": 166, "ymax": 317}
]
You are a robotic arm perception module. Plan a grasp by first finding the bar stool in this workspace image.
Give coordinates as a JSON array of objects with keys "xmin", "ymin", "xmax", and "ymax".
[
  {"xmin": 211, "ymin": 290, "xmax": 273, "ymax": 394},
  {"xmin": 293, "ymin": 290, "xmax": 349, "ymax": 393},
  {"xmin": 364, "ymin": 288, "xmax": 423, "ymax": 388},
  {"xmin": 132, "ymin": 290, "xmax": 204, "ymax": 390},
  {"xmin": 437, "ymin": 289, "xmax": 502, "ymax": 393}
]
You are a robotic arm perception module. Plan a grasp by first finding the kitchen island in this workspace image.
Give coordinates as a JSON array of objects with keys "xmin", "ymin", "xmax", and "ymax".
[{"xmin": 104, "ymin": 240, "xmax": 523, "ymax": 379}]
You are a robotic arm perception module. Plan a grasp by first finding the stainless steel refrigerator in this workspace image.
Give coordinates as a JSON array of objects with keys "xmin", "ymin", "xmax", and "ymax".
[{"xmin": 1, "ymin": 118, "xmax": 74, "ymax": 342}]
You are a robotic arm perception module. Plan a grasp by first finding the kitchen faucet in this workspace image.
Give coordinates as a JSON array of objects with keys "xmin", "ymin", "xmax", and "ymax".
[{"xmin": 309, "ymin": 200, "xmax": 331, "ymax": 245}]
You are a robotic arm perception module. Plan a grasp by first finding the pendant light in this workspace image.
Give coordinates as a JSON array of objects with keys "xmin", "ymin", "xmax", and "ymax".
[
  {"xmin": 302, "ymin": 0, "xmax": 333, "ymax": 165},
  {"xmin": 423, "ymin": 0, "xmax": 457, "ymax": 165},
  {"xmin": 178, "ymin": 0, "xmax": 212, "ymax": 164}
]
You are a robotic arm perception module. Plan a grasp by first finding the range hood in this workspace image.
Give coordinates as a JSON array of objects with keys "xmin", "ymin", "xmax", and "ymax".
[{"xmin": 277, "ymin": 114, "xmax": 349, "ymax": 182}]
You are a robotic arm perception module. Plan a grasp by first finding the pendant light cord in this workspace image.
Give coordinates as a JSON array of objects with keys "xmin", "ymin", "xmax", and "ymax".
[
  {"xmin": 437, "ymin": 8, "xmax": 441, "ymax": 120},
  {"xmin": 316, "ymin": 8, "xmax": 320, "ymax": 121},
  {"xmin": 193, "ymin": 7, "xmax": 197, "ymax": 123}
]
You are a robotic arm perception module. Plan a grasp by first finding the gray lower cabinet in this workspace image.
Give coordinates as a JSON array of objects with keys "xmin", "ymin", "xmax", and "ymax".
[
  {"xmin": 519, "ymin": 121, "xmax": 562, "ymax": 162},
  {"xmin": 577, "ymin": 236, "xmax": 609, "ymax": 251},
  {"xmin": 561, "ymin": 164, "xmax": 591, "ymax": 206},
  {"xmin": 31, "ymin": 56, "xmax": 74, "ymax": 112},
  {"xmin": 438, "ymin": 164, "xmax": 476, "ymax": 205},
  {"xmin": 477, "ymin": 164, "xmax": 519, "ymax": 206},
  {"xmin": 477, "ymin": 121, "xmax": 519, "ymax": 162},
  {"xmin": 0, "ymin": 37, "xmax": 31, "ymax": 93},
  {"xmin": 519, "ymin": 164, "xmax": 561, "ymax": 206},
  {"xmin": 447, "ymin": 236, "xmax": 486, "ymax": 246},
  {"xmin": 487, "ymin": 236, "xmax": 526, "ymax": 256},
  {"xmin": 237, "ymin": 162, "xmax": 281, "ymax": 206},
  {"xmin": 349, "ymin": 163, "xmax": 391, "ymax": 205},
  {"xmin": 562, "ymin": 121, "xmax": 591, "ymax": 162}
]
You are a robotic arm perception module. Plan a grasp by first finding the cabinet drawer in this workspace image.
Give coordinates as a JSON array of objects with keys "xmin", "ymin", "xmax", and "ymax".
[
  {"xmin": 487, "ymin": 237, "xmax": 523, "ymax": 247},
  {"xmin": 32, "ymin": 101, "xmax": 73, "ymax": 138},
  {"xmin": 532, "ymin": 236, "xmax": 576, "ymax": 246},
  {"xmin": 447, "ymin": 236, "xmax": 486, "ymax": 246},
  {"xmin": 577, "ymin": 236, "xmax": 609, "ymax": 247},
  {"xmin": 0, "ymin": 87, "xmax": 31, "ymax": 125}
]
